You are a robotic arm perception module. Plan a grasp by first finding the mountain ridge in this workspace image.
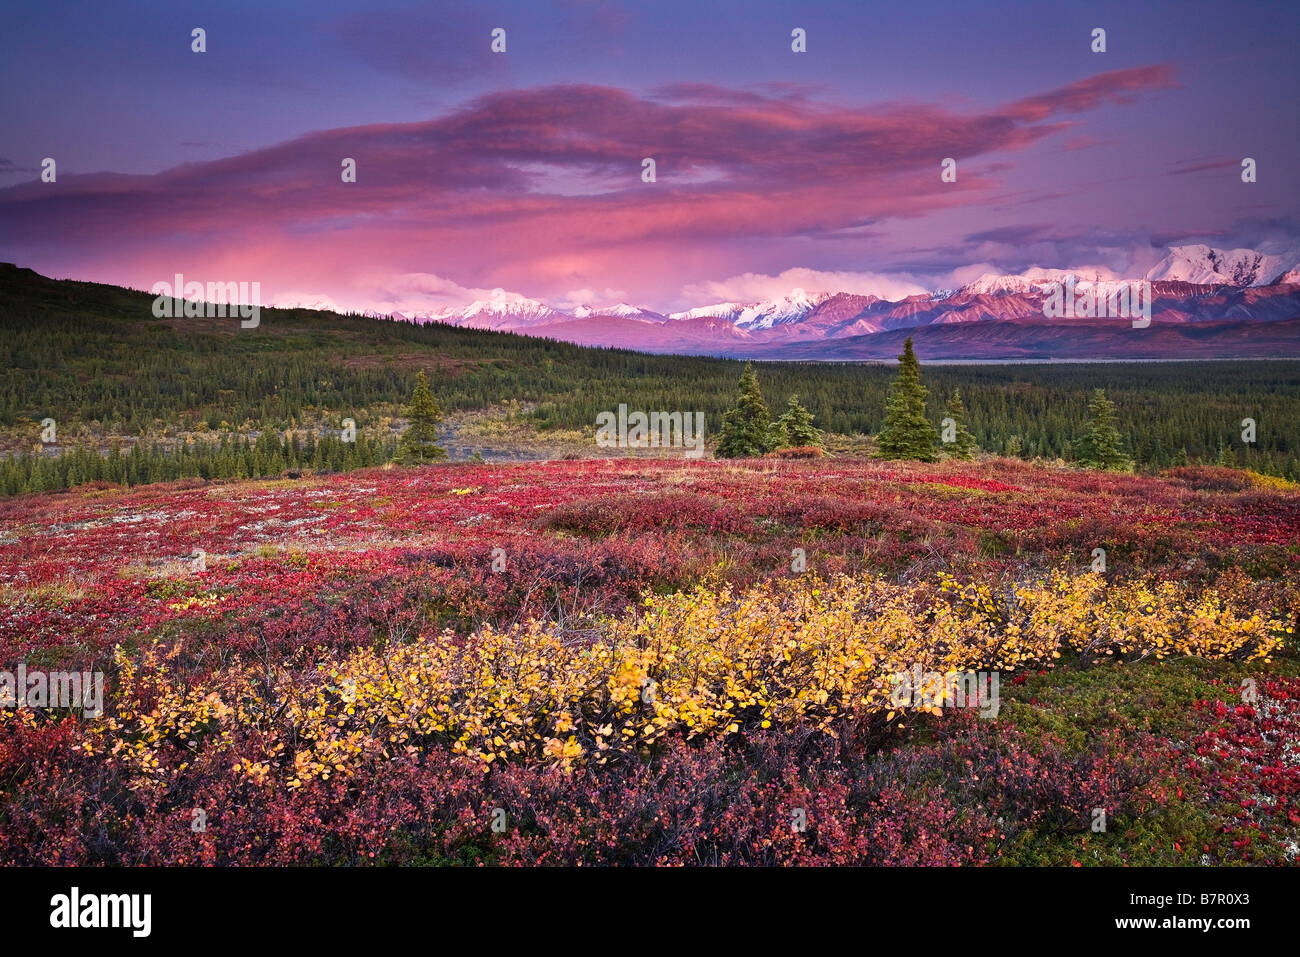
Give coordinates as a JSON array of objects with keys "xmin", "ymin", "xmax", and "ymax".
[
  {"xmin": 381, "ymin": 243, "xmax": 1300, "ymax": 358},
  {"xmin": 4, "ymin": 257, "xmax": 1297, "ymax": 361}
]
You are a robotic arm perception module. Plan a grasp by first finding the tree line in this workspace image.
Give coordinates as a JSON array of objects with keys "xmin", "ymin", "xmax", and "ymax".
[
  {"xmin": 0, "ymin": 433, "xmax": 397, "ymax": 496},
  {"xmin": 717, "ymin": 338, "xmax": 1183, "ymax": 472}
]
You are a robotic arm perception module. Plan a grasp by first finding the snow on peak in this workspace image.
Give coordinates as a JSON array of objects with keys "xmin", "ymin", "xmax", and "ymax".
[
  {"xmin": 459, "ymin": 288, "xmax": 560, "ymax": 320},
  {"xmin": 270, "ymin": 294, "xmax": 343, "ymax": 313},
  {"xmin": 668, "ymin": 302, "xmax": 745, "ymax": 321},
  {"xmin": 1145, "ymin": 244, "xmax": 1300, "ymax": 287},
  {"xmin": 666, "ymin": 290, "xmax": 828, "ymax": 328},
  {"xmin": 668, "ymin": 291, "xmax": 831, "ymax": 328},
  {"xmin": 734, "ymin": 289, "xmax": 832, "ymax": 330},
  {"xmin": 962, "ymin": 267, "xmax": 1120, "ymax": 296},
  {"xmin": 611, "ymin": 302, "xmax": 656, "ymax": 317},
  {"xmin": 574, "ymin": 302, "xmax": 659, "ymax": 319}
]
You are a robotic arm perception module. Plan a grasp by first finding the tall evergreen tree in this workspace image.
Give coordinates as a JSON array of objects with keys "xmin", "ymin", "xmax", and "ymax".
[
  {"xmin": 771, "ymin": 394, "xmax": 823, "ymax": 449},
  {"xmin": 876, "ymin": 338, "xmax": 938, "ymax": 462},
  {"xmin": 1214, "ymin": 439, "xmax": 1237, "ymax": 468},
  {"xmin": 1074, "ymin": 388, "xmax": 1131, "ymax": 470},
  {"xmin": 398, "ymin": 371, "xmax": 447, "ymax": 464},
  {"xmin": 941, "ymin": 388, "xmax": 977, "ymax": 460},
  {"xmin": 716, "ymin": 363, "xmax": 774, "ymax": 458}
]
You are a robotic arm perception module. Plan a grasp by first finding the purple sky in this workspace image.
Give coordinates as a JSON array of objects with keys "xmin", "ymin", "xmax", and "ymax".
[{"xmin": 1, "ymin": 0, "xmax": 1297, "ymax": 313}]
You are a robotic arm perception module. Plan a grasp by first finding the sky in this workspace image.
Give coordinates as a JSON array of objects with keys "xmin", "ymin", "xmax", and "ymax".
[{"xmin": 1, "ymin": 0, "xmax": 1297, "ymax": 314}]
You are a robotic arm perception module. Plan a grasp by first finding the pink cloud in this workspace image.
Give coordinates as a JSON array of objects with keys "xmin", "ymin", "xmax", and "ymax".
[{"xmin": 0, "ymin": 66, "xmax": 1179, "ymax": 310}]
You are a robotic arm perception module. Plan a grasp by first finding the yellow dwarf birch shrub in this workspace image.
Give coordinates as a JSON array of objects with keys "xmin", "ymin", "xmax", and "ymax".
[{"xmin": 86, "ymin": 571, "xmax": 1290, "ymax": 787}]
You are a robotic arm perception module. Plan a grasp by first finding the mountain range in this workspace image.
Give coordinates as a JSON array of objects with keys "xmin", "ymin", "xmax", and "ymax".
[{"xmin": 344, "ymin": 243, "xmax": 1300, "ymax": 359}]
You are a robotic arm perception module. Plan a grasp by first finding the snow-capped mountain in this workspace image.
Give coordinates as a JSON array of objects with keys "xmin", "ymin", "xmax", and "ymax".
[
  {"xmin": 667, "ymin": 291, "xmax": 832, "ymax": 330},
  {"xmin": 415, "ymin": 291, "xmax": 563, "ymax": 329},
  {"xmin": 271, "ymin": 295, "xmax": 344, "ymax": 312},
  {"xmin": 667, "ymin": 302, "xmax": 746, "ymax": 322},
  {"xmin": 961, "ymin": 267, "xmax": 1121, "ymax": 296},
  {"xmin": 1145, "ymin": 244, "xmax": 1300, "ymax": 287},
  {"xmin": 572, "ymin": 303, "xmax": 663, "ymax": 320},
  {"xmin": 733, "ymin": 290, "xmax": 833, "ymax": 330},
  {"xmin": 377, "ymin": 242, "xmax": 1300, "ymax": 359},
  {"xmin": 458, "ymin": 293, "xmax": 562, "ymax": 326}
]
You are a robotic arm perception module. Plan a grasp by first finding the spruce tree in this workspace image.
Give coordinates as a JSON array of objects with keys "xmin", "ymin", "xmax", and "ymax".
[
  {"xmin": 941, "ymin": 388, "xmax": 977, "ymax": 460},
  {"xmin": 876, "ymin": 338, "xmax": 938, "ymax": 462},
  {"xmin": 716, "ymin": 362, "xmax": 774, "ymax": 458},
  {"xmin": 398, "ymin": 370, "xmax": 447, "ymax": 464},
  {"xmin": 771, "ymin": 394, "xmax": 822, "ymax": 449},
  {"xmin": 1074, "ymin": 388, "xmax": 1131, "ymax": 470}
]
